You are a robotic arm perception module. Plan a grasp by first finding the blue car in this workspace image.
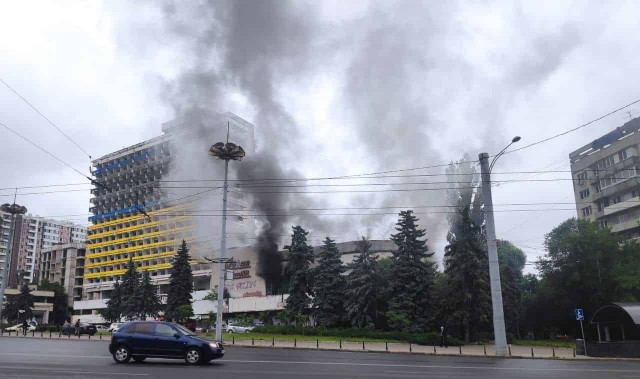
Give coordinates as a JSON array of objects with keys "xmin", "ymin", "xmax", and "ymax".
[{"xmin": 109, "ymin": 321, "xmax": 224, "ymax": 365}]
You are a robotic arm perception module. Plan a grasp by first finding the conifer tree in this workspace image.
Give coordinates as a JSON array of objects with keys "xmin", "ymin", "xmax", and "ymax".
[
  {"xmin": 284, "ymin": 226, "xmax": 315, "ymax": 321},
  {"xmin": 312, "ymin": 237, "xmax": 346, "ymax": 327},
  {"xmin": 388, "ymin": 210, "xmax": 436, "ymax": 332},
  {"xmin": 101, "ymin": 279, "xmax": 123, "ymax": 323},
  {"xmin": 165, "ymin": 240, "xmax": 194, "ymax": 322},
  {"xmin": 16, "ymin": 283, "xmax": 35, "ymax": 321},
  {"xmin": 443, "ymin": 207, "xmax": 491, "ymax": 342},
  {"xmin": 345, "ymin": 238, "xmax": 382, "ymax": 329},
  {"xmin": 120, "ymin": 257, "xmax": 141, "ymax": 320},
  {"xmin": 138, "ymin": 271, "xmax": 162, "ymax": 320}
]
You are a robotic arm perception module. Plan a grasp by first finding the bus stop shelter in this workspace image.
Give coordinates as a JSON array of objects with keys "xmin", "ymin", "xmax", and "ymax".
[{"xmin": 588, "ymin": 302, "xmax": 640, "ymax": 357}]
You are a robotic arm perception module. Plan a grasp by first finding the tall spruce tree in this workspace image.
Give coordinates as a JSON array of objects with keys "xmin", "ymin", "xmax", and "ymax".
[
  {"xmin": 497, "ymin": 240, "xmax": 526, "ymax": 337},
  {"xmin": 444, "ymin": 207, "xmax": 491, "ymax": 342},
  {"xmin": 165, "ymin": 240, "xmax": 194, "ymax": 322},
  {"xmin": 344, "ymin": 238, "xmax": 382, "ymax": 329},
  {"xmin": 312, "ymin": 237, "xmax": 346, "ymax": 327},
  {"xmin": 120, "ymin": 257, "xmax": 141, "ymax": 320},
  {"xmin": 138, "ymin": 271, "xmax": 162, "ymax": 320},
  {"xmin": 284, "ymin": 226, "xmax": 315, "ymax": 321},
  {"xmin": 388, "ymin": 210, "xmax": 436, "ymax": 332},
  {"xmin": 100, "ymin": 279, "xmax": 123, "ymax": 323}
]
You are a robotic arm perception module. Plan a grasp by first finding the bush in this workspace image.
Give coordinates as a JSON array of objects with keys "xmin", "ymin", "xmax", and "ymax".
[
  {"xmin": 36, "ymin": 325, "xmax": 60, "ymax": 332},
  {"xmin": 251, "ymin": 326, "xmax": 464, "ymax": 346}
]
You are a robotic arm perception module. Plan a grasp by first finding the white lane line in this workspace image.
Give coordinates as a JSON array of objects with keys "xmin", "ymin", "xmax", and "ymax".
[
  {"xmin": 0, "ymin": 366, "xmax": 148, "ymax": 376},
  {"xmin": 221, "ymin": 359, "xmax": 640, "ymax": 373}
]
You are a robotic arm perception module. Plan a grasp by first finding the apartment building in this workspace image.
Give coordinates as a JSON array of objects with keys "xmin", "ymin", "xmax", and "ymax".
[
  {"xmin": 7, "ymin": 216, "xmax": 86, "ymax": 287},
  {"xmin": 39, "ymin": 243, "xmax": 86, "ymax": 308},
  {"xmin": 81, "ymin": 111, "xmax": 255, "ymax": 306},
  {"xmin": 0, "ymin": 212, "xmax": 12, "ymax": 285},
  {"xmin": 569, "ymin": 117, "xmax": 640, "ymax": 237}
]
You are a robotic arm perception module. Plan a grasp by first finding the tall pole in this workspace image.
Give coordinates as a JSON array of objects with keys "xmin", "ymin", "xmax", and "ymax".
[
  {"xmin": 479, "ymin": 152, "xmax": 508, "ymax": 356},
  {"xmin": 0, "ymin": 213, "xmax": 17, "ymax": 322},
  {"xmin": 215, "ymin": 159, "xmax": 230, "ymax": 342}
]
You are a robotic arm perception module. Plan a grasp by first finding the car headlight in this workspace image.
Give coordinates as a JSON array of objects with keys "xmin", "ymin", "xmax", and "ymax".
[{"xmin": 209, "ymin": 342, "xmax": 221, "ymax": 349}]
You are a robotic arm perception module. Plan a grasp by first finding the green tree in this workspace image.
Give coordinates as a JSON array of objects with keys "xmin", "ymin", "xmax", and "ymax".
[
  {"xmin": 119, "ymin": 257, "xmax": 141, "ymax": 320},
  {"xmin": 312, "ymin": 237, "xmax": 346, "ymax": 327},
  {"xmin": 38, "ymin": 280, "xmax": 68, "ymax": 325},
  {"xmin": 100, "ymin": 279, "xmax": 123, "ymax": 323},
  {"xmin": 4, "ymin": 294, "xmax": 20, "ymax": 324},
  {"xmin": 16, "ymin": 283, "xmax": 35, "ymax": 321},
  {"xmin": 344, "ymin": 238, "xmax": 382, "ymax": 329},
  {"xmin": 165, "ymin": 240, "xmax": 194, "ymax": 323},
  {"xmin": 497, "ymin": 240, "xmax": 526, "ymax": 337},
  {"xmin": 137, "ymin": 271, "xmax": 162, "ymax": 320},
  {"xmin": 614, "ymin": 239, "xmax": 640, "ymax": 301},
  {"xmin": 443, "ymin": 207, "xmax": 491, "ymax": 342},
  {"xmin": 388, "ymin": 210, "xmax": 436, "ymax": 332},
  {"xmin": 284, "ymin": 226, "xmax": 315, "ymax": 320},
  {"xmin": 176, "ymin": 304, "xmax": 194, "ymax": 322},
  {"xmin": 538, "ymin": 218, "xmax": 621, "ymax": 333}
]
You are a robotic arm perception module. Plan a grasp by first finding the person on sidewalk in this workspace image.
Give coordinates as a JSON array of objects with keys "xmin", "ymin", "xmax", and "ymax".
[
  {"xmin": 22, "ymin": 319, "xmax": 28, "ymax": 336},
  {"xmin": 439, "ymin": 325, "xmax": 447, "ymax": 347},
  {"xmin": 74, "ymin": 319, "xmax": 80, "ymax": 336}
]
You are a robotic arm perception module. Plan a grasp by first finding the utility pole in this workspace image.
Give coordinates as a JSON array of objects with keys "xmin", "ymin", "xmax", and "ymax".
[
  {"xmin": 479, "ymin": 148, "xmax": 514, "ymax": 356},
  {"xmin": 209, "ymin": 122, "xmax": 245, "ymax": 342},
  {"xmin": 215, "ymin": 158, "xmax": 229, "ymax": 342},
  {"xmin": 0, "ymin": 198, "xmax": 27, "ymax": 323}
]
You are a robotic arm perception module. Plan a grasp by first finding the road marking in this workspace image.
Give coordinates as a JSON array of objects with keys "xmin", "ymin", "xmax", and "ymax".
[{"xmin": 0, "ymin": 365, "xmax": 148, "ymax": 376}]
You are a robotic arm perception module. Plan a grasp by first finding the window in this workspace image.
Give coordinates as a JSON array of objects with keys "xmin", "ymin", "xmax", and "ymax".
[
  {"xmin": 579, "ymin": 189, "xmax": 590, "ymax": 199},
  {"xmin": 605, "ymin": 156, "xmax": 615, "ymax": 167},
  {"xmin": 577, "ymin": 172, "xmax": 588, "ymax": 185},
  {"xmin": 582, "ymin": 206, "xmax": 592, "ymax": 217},
  {"xmin": 129, "ymin": 322, "xmax": 153, "ymax": 335},
  {"xmin": 619, "ymin": 149, "xmax": 628, "ymax": 161},
  {"xmin": 597, "ymin": 202, "xmax": 603, "ymax": 212},
  {"xmin": 633, "ymin": 190, "xmax": 637, "ymax": 198},
  {"xmin": 154, "ymin": 324, "xmax": 176, "ymax": 337},
  {"xmin": 613, "ymin": 196, "xmax": 622, "ymax": 204}
]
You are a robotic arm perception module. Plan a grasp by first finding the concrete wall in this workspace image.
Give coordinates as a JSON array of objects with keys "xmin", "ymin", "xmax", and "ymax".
[{"xmin": 586, "ymin": 341, "xmax": 640, "ymax": 358}]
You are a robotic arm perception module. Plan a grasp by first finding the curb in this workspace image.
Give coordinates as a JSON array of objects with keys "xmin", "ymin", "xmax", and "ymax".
[{"xmin": 2, "ymin": 335, "xmax": 637, "ymax": 362}]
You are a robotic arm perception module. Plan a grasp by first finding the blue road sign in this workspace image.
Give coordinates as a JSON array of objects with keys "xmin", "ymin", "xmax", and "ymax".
[{"xmin": 576, "ymin": 309, "xmax": 584, "ymax": 321}]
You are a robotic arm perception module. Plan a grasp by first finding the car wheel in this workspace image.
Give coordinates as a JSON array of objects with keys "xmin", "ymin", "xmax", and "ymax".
[
  {"xmin": 113, "ymin": 345, "xmax": 131, "ymax": 364},
  {"xmin": 132, "ymin": 356, "xmax": 146, "ymax": 363},
  {"xmin": 184, "ymin": 347, "xmax": 202, "ymax": 365}
]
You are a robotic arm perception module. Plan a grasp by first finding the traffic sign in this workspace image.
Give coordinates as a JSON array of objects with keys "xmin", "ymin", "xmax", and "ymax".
[{"xmin": 576, "ymin": 308, "xmax": 584, "ymax": 321}]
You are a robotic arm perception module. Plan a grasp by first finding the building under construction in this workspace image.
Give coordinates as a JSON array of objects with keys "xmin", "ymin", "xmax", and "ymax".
[{"xmin": 81, "ymin": 111, "xmax": 255, "ymax": 305}]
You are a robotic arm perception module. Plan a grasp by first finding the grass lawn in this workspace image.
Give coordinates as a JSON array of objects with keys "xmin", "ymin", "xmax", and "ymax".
[
  {"xmin": 201, "ymin": 331, "xmax": 400, "ymax": 343},
  {"xmin": 513, "ymin": 339, "xmax": 576, "ymax": 348}
]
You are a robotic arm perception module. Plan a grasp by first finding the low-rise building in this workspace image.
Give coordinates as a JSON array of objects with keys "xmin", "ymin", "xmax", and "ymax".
[{"xmin": 2, "ymin": 285, "xmax": 54, "ymax": 324}]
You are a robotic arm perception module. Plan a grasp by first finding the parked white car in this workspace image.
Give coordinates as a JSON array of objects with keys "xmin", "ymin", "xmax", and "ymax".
[
  {"xmin": 108, "ymin": 322, "xmax": 124, "ymax": 333},
  {"xmin": 4, "ymin": 323, "xmax": 36, "ymax": 332},
  {"xmin": 95, "ymin": 325, "xmax": 109, "ymax": 332},
  {"xmin": 224, "ymin": 322, "xmax": 254, "ymax": 334}
]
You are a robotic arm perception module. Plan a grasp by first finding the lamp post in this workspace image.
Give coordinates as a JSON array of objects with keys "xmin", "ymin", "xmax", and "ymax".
[
  {"xmin": 478, "ymin": 136, "xmax": 520, "ymax": 356},
  {"xmin": 0, "ymin": 201, "xmax": 27, "ymax": 323},
  {"xmin": 209, "ymin": 130, "xmax": 245, "ymax": 342}
]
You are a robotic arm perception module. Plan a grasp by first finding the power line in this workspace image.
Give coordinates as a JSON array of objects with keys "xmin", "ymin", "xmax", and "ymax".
[
  {"xmin": 0, "ymin": 121, "xmax": 91, "ymax": 181},
  {"xmin": 504, "ymin": 98, "xmax": 640, "ymax": 156},
  {"xmin": 0, "ymin": 77, "xmax": 92, "ymax": 159}
]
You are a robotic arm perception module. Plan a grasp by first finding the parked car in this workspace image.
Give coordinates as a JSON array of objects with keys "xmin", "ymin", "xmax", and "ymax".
[
  {"xmin": 108, "ymin": 322, "xmax": 124, "ymax": 333},
  {"xmin": 109, "ymin": 321, "xmax": 224, "ymax": 365},
  {"xmin": 4, "ymin": 323, "xmax": 36, "ymax": 333},
  {"xmin": 224, "ymin": 322, "xmax": 253, "ymax": 334},
  {"xmin": 95, "ymin": 325, "xmax": 109, "ymax": 333},
  {"xmin": 61, "ymin": 323, "xmax": 97, "ymax": 336}
]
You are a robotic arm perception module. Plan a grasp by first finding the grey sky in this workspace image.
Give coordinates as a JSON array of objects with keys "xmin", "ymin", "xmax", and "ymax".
[{"xmin": 1, "ymin": 0, "xmax": 640, "ymax": 272}]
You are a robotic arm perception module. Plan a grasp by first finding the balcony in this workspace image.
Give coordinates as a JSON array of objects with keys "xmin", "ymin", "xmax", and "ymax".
[
  {"xmin": 612, "ymin": 218, "xmax": 640, "ymax": 233},
  {"xmin": 604, "ymin": 197, "xmax": 640, "ymax": 216}
]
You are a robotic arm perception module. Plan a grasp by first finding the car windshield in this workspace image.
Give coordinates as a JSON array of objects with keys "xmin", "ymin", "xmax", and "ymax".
[{"xmin": 174, "ymin": 324, "xmax": 195, "ymax": 336}]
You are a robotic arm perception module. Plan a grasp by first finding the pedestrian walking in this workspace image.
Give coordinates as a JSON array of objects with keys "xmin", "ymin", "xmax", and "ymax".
[
  {"xmin": 439, "ymin": 325, "xmax": 447, "ymax": 347},
  {"xmin": 74, "ymin": 319, "xmax": 80, "ymax": 336},
  {"xmin": 22, "ymin": 319, "xmax": 28, "ymax": 336}
]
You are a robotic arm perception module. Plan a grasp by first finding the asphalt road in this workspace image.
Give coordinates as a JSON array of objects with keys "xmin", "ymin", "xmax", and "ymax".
[{"xmin": 0, "ymin": 338, "xmax": 639, "ymax": 379}]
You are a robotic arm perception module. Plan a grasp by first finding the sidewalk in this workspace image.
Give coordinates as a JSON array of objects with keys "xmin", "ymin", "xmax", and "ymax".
[{"xmin": 0, "ymin": 330, "xmax": 584, "ymax": 360}]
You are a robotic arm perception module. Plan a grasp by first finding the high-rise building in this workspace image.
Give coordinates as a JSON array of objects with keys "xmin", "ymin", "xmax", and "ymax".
[
  {"xmin": 39, "ymin": 243, "xmax": 86, "ymax": 308},
  {"xmin": 82, "ymin": 111, "xmax": 255, "ymax": 305},
  {"xmin": 0, "ymin": 212, "xmax": 12, "ymax": 285},
  {"xmin": 4, "ymin": 214, "xmax": 86, "ymax": 287},
  {"xmin": 569, "ymin": 117, "xmax": 640, "ymax": 237}
]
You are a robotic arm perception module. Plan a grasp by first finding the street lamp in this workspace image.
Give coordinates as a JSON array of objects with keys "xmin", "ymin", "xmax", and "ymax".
[
  {"xmin": 0, "ymin": 201, "xmax": 27, "ymax": 323},
  {"xmin": 478, "ymin": 136, "xmax": 521, "ymax": 356},
  {"xmin": 209, "ymin": 126, "xmax": 245, "ymax": 342}
]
